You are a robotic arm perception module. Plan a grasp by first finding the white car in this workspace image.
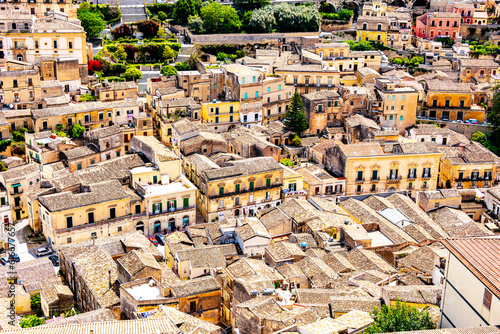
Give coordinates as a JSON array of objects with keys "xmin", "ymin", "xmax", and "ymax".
[{"xmin": 36, "ymin": 247, "xmax": 52, "ymax": 257}]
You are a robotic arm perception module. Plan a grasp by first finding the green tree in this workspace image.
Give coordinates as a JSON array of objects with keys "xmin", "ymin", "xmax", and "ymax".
[
  {"xmin": 79, "ymin": 94, "xmax": 97, "ymax": 102},
  {"xmin": 172, "ymin": 0, "xmax": 198, "ymax": 24},
  {"xmin": 188, "ymin": 15, "xmax": 204, "ymax": 34},
  {"xmin": 158, "ymin": 11, "xmax": 168, "ymax": 22},
  {"xmin": 12, "ymin": 127, "xmax": 27, "ymax": 142},
  {"xmin": 161, "ymin": 65, "xmax": 177, "ymax": 76},
  {"xmin": 123, "ymin": 66, "xmax": 143, "ymax": 81},
  {"xmin": 19, "ymin": 315, "xmax": 45, "ymax": 328},
  {"xmin": 233, "ymin": 0, "xmax": 270, "ymax": 13},
  {"xmin": 280, "ymin": 158, "xmax": 294, "ymax": 166},
  {"xmin": 365, "ymin": 301, "xmax": 435, "ymax": 333},
  {"xmin": 200, "ymin": 2, "xmax": 242, "ymax": 33},
  {"xmin": 114, "ymin": 45, "xmax": 127, "ymax": 62},
  {"xmin": 162, "ymin": 45, "xmax": 176, "ymax": 62},
  {"xmin": 71, "ymin": 123, "xmax": 85, "ymax": 138},
  {"xmin": 291, "ymin": 134, "xmax": 301, "ymax": 146},
  {"xmin": 249, "ymin": 6, "xmax": 275, "ymax": 33},
  {"xmin": 283, "ymin": 92, "xmax": 308, "ymax": 135},
  {"xmin": 77, "ymin": 9, "xmax": 106, "ymax": 39},
  {"xmin": 30, "ymin": 294, "xmax": 42, "ymax": 316},
  {"xmin": 186, "ymin": 53, "xmax": 199, "ymax": 70},
  {"xmin": 471, "ymin": 131, "xmax": 487, "ymax": 144}
]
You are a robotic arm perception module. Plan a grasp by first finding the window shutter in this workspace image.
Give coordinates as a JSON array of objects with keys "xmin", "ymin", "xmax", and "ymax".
[
  {"xmin": 173, "ymin": 200, "xmax": 177, "ymax": 209},
  {"xmin": 159, "ymin": 202, "xmax": 163, "ymax": 212}
]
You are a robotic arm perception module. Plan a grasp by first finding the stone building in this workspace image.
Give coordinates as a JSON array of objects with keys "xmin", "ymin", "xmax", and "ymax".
[
  {"xmin": 325, "ymin": 142, "xmax": 442, "ymax": 195},
  {"xmin": 93, "ymin": 81, "xmax": 138, "ymax": 102},
  {"xmin": 302, "ymin": 90, "xmax": 342, "ymax": 134},
  {"xmin": 193, "ymin": 156, "xmax": 284, "ymax": 222},
  {"xmin": 1, "ymin": 11, "xmax": 90, "ymax": 67},
  {"xmin": 40, "ymin": 57, "xmax": 81, "ymax": 93},
  {"xmin": 226, "ymin": 127, "xmax": 281, "ymax": 162},
  {"xmin": 0, "ymin": 164, "xmax": 41, "ymax": 221},
  {"xmin": 374, "ymin": 77, "xmax": 419, "ymax": 135},
  {"xmin": 459, "ymin": 58, "xmax": 500, "ymax": 84},
  {"xmin": 274, "ymin": 63, "xmax": 341, "ymax": 95},
  {"xmin": 0, "ymin": 60, "xmax": 43, "ymax": 110}
]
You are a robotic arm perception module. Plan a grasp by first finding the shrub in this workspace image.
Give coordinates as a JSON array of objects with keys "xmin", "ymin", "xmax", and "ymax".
[
  {"xmin": 123, "ymin": 66, "xmax": 143, "ymax": 80},
  {"xmin": 88, "ymin": 60, "xmax": 102, "ymax": 75},
  {"xmin": 71, "ymin": 124, "xmax": 85, "ymax": 138},
  {"xmin": 161, "ymin": 65, "xmax": 177, "ymax": 76},
  {"xmin": 112, "ymin": 24, "xmax": 134, "ymax": 39},
  {"xmin": 79, "ymin": 94, "xmax": 97, "ymax": 102},
  {"xmin": 137, "ymin": 20, "xmax": 159, "ymax": 39}
]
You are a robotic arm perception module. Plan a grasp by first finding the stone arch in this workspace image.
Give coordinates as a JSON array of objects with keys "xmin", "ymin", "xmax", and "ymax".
[
  {"xmin": 168, "ymin": 218, "xmax": 176, "ymax": 231},
  {"xmin": 136, "ymin": 221, "xmax": 144, "ymax": 232},
  {"xmin": 154, "ymin": 221, "xmax": 161, "ymax": 233}
]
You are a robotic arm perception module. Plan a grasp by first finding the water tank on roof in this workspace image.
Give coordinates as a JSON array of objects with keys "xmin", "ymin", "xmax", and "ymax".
[
  {"xmin": 301, "ymin": 242, "xmax": 307, "ymax": 248},
  {"xmin": 262, "ymin": 288, "xmax": 274, "ymax": 295},
  {"xmin": 213, "ymin": 99, "xmax": 216, "ymax": 103}
]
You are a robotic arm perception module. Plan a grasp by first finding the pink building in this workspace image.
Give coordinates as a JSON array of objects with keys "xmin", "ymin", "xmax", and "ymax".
[
  {"xmin": 452, "ymin": 2, "xmax": 474, "ymax": 24},
  {"xmin": 415, "ymin": 12, "xmax": 462, "ymax": 40}
]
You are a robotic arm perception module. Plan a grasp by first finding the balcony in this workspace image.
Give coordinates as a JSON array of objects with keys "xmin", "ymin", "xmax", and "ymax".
[
  {"xmin": 422, "ymin": 174, "xmax": 431, "ymax": 180},
  {"xmin": 55, "ymin": 212, "xmax": 147, "ymax": 235},
  {"xmin": 282, "ymin": 189, "xmax": 307, "ymax": 197},
  {"xmin": 149, "ymin": 205, "xmax": 195, "ymax": 218},
  {"xmin": 387, "ymin": 176, "xmax": 402, "ymax": 183},
  {"xmin": 38, "ymin": 126, "xmax": 53, "ymax": 132},
  {"xmin": 408, "ymin": 175, "xmax": 417, "ymax": 180},
  {"xmin": 370, "ymin": 177, "xmax": 380, "ymax": 183},
  {"xmin": 355, "ymin": 178, "xmax": 365, "ymax": 184},
  {"xmin": 209, "ymin": 183, "xmax": 283, "ymax": 199}
]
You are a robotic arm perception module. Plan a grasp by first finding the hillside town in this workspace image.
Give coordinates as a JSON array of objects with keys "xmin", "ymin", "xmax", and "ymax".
[{"xmin": 1, "ymin": 0, "xmax": 500, "ymax": 333}]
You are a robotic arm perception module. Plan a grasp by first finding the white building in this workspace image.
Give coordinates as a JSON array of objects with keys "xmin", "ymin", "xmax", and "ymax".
[{"xmin": 440, "ymin": 237, "xmax": 500, "ymax": 328}]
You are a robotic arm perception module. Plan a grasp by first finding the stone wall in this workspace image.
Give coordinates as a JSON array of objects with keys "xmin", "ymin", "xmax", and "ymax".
[
  {"xmin": 321, "ymin": 18, "xmax": 353, "ymax": 32},
  {"xmin": 417, "ymin": 120, "xmax": 493, "ymax": 138},
  {"xmin": 190, "ymin": 31, "xmax": 321, "ymax": 46}
]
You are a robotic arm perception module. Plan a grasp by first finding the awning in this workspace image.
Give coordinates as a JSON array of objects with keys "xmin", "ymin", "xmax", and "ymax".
[{"xmin": 12, "ymin": 183, "xmax": 21, "ymax": 188}]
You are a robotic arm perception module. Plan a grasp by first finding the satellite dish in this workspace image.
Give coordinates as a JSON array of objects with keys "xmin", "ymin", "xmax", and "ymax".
[{"xmin": 9, "ymin": 104, "xmax": 14, "ymax": 109}]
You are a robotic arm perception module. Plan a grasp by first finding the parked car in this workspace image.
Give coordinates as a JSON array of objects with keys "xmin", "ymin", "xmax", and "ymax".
[
  {"xmin": 11, "ymin": 254, "xmax": 20, "ymax": 263},
  {"xmin": 155, "ymin": 234, "xmax": 165, "ymax": 245},
  {"xmin": 36, "ymin": 247, "xmax": 52, "ymax": 257},
  {"xmin": 48, "ymin": 255, "xmax": 59, "ymax": 266},
  {"xmin": 0, "ymin": 258, "xmax": 7, "ymax": 266},
  {"xmin": 469, "ymin": 119, "xmax": 478, "ymax": 124},
  {"xmin": 148, "ymin": 237, "xmax": 159, "ymax": 246}
]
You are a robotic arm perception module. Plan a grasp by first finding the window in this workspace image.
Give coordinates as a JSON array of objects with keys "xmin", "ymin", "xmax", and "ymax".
[
  {"xmin": 278, "ymin": 85, "xmax": 281, "ymax": 90},
  {"xmin": 77, "ymin": 163, "xmax": 82, "ymax": 170},
  {"xmin": 445, "ymin": 100, "xmax": 450, "ymax": 107},
  {"xmin": 357, "ymin": 185, "xmax": 362, "ymax": 192},
  {"xmin": 390, "ymin": 115, "xmax": 393, "ymax": 120},
  {"xmin": 215, "ymin": 116, "xmax": 219, "ymax": 123},
  {"xmin": 183, "ymin": 197, "xmax": 189, "ymax": 208},
  {"xmin": 67, "ymin": 238, "xmax": 72, "ymax": 244},
  {"xmin": 400, "ymin": 116, "xmax": 403, "ymax": 121},
  {"xmin": 235, "ymin": 184, "xmax": 240, "ymax": 193},
  {"xmin": 242, "ymin": 78, "xmax": 245, "ymax": 84},
  {"xmin": 249, "ymin": 194, "xmax": 254, "ymax": 203},
  {"xmin": 390, "ymin": 169, "xmax": 398, "ymax": 180},
  {"xmin": 110, "ymin": 208, "xmax": 116, "ymax": 219},
  {"xmin": 249, "ymin": 181, "xmax": 254, "ymax": 190},
  {"xmin": 230, "ymin": 105, "xmax": 233, "ymax": 113},
  {"xmin": 266, "ymin": 178, "xmax": 271, "ymax": 187},
  {"xmin": 68, "ymin": 41, "xmax": 73, "ymax": 49},
  {"xmin": 235, "ymin": 197, "xmax": 240, "ymax": 205},
  {"xmin": 318, "ymin": 105, "xmax": 323, "ymax": 113},
  {"xmin": 402, "ymin": 95, "xmax": 405, "ymax": 100},
  {"xmin": 88, "ymin": 212, "xmax": 94, "ymax": 224},
  {"xmin": 53, "ymin": 40, "xmax": 57, "ymax": 48},
  {"xmin": 357, "ymin": 170, "xmax": 363, "ymax": 181},
  {"xmin": 266, "ymin": 191, "xmax": 270, "ymax": 200},
  {"xmin": 255, "ymin": 91, "xmax": 259, "ymax": 98},
  {"xmin": 219, "ymin": 187, "xmax": 224, "ymax": 196},
  {"xmin": 267, "ymin": 87, "xmax": 270, "ymax": 93},
  {"xmin": 219, "ymin": 200, "xmax": 224, "ymax": 208},
  {"xmin": 423, "ymin": 167, "xmax": 431, "ymax": 178},
  {"xmin": 244, "ymin": 93, "xmax": 248, "ymax": 99},
  {"xmin": 483, "ymin": 289, "xmax": 492, "ymax": 310}
]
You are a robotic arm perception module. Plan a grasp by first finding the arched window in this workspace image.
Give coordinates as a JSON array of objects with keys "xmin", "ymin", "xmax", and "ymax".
[
  {"xmin": 17, "ymin": 55, "xmax": 23, "ymax": 62},
  {"xmin": 182, "ymin": 216, "xmax": 189, "ymax": 228},
  {"xmin": 154, "ymin": 221, "xmax": 161, "ymax": 233},
  {"xmin": 136, "ymin": 222, "xmax": 144, "ymax": 232},
  {"xmin": 377, "ymin": 24, "xmax": 382, "ymax": 31},
  {"xmin": 363, "ymin": 22, "xmax": 367, "ymax": 30}
]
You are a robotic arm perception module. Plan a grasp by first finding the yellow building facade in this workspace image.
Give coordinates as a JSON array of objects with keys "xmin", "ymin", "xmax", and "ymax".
[{"xmin": 201, "ymin": 100, "xmax": 240, "ymax": 133}]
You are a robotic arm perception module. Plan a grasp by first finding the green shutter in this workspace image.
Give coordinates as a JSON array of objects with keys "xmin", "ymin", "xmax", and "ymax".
[
  {"xmin": 250, "ymin": 181, "xmax": 254, "ymax": 190},
  {"xmin": 266, "ymin": 179, "xmax": 271, "ymax": 187},
  {"xmin": 173, "ymin": 200, "xmax": 177, "ymax": 209},
  {"xmin": 159, "ymin": 202, "xmax": 163, "ymax": 212},
  {"xmin": 183, "ymin": 197, "xmax": 189, "ymax": 208},
  {"xmin": 235, "ymin": 184, "xmax": 240, "ymax": 193}
]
